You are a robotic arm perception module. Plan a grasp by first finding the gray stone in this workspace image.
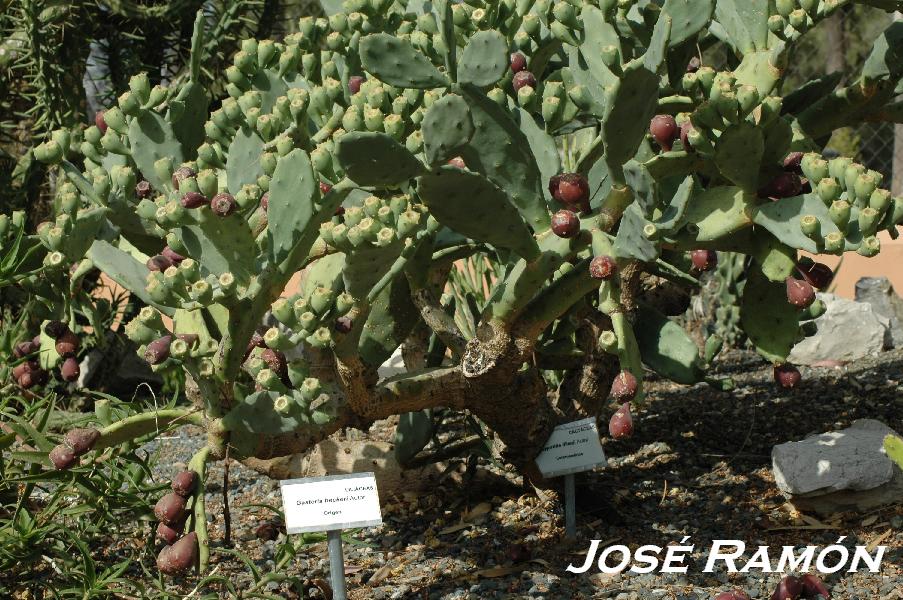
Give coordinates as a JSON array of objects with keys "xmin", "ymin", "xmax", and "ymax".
[
  {"xmin": 772, "ymin": 419, "xmax": 903, "ymax": 515},
  {"xmin": 788, "ymin": 294, "xmax": 889, "ymax": 365},
  {"xmin": 855, "ymin": 276, "xmax": 903, "ymax": 348}
]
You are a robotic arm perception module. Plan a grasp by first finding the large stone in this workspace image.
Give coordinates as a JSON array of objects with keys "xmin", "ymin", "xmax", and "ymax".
[
  {"xmin": 788, "ymin": 293, "xmax": 889, "ymax": 365},
  {"xmin": 855, "ymin": 276, "xmax": 903, "ymax": 348},
  {"xmin": 772, "ymin": 420, "xmax": 903, "ymax": 515}
]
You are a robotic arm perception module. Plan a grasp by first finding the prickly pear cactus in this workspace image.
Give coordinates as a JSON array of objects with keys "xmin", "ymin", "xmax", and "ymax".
[{"xmin": 30, "ymin": 0, "xmax": 903, "ymax": 574}]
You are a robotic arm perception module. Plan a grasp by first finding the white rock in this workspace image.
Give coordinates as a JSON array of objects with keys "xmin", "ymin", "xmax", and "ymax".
[
  {"xmin": 788, "ymin": 293, "xmax": 889, "ymax": 365},
  {"xmin": 377, "ymin": 346, "xmax": 406, "ymax": 379}
]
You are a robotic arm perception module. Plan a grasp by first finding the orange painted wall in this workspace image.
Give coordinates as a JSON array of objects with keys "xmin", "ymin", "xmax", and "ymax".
[{"xmin": 803, "ymin": 228, "xmax": 903, "ymax": 298}]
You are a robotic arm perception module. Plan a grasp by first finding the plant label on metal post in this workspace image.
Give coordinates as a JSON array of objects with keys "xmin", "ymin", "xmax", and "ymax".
[
  {"xmin": 535, "ymin": 418, "xmax": 607, "ymax": 539},
  {"xmin": 280, "ymin": 473, "xmax": 383, "ymax": 600}
]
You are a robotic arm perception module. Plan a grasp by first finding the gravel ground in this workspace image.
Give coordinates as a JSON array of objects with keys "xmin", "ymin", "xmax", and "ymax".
[{"xmin": 95, "ymin": 349, "xmax": 903, "ymax": 597}]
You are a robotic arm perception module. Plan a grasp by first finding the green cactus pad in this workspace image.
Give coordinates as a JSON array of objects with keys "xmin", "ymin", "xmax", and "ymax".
[
  {"xmin": 714, "ymin": 122, "xmax": 765, "ymax": 193},
  {"xmin": 679, "ymin": 186, "xmax": 755, "ymax": 241},
  {"xmin": 359, "ymin": 33, "xmax": 448, "ymax": 89},
  {"xmin": 226, "ymin": 127, "xmax": 265, "ymax": 195},
  {"xmin": 513, "ymin": 108, "xmax": 561, "ymax": 203},
  {"xmin": 170, "ymin": 82, "xmax": 209, "ymax": 158},
  {"xmin": 267, "ymin": 149, "xmax": 318, "ymax": 265},
  {"xmin": 753, "ymin": 193, "xmax": 860, "ymax": 253},
  {"xmin": 176, "ymin": 215, "xmax": 257, "ymax": 284},
  {"xmin": 421, "ymin": 93, "xmax": 474, "ymax": 165},
  {"xmin": 654, "ymin": 175, "xmax": 695, "ymax": 232},
  {"xmin": 222, "ymin": 390, "xmax": 305, "ymax": 437},
  {"xmin": 643, "ymin": 14, "xmax": 672, "ymax": 71},
  {"xmin": 129, "ymin": 111, "xmax": 185, "ymax": 190},
  {"xmin": 885, "ymin": 434, "xmax": 903, "ymax": 471},
  {"xmin": 458, "ymin": 30, "xmax": 508, "ymax": 88},
  {"xmin": 753, "ymin": 235, "xmax": 797, "ymax": 282},
  {"xmin": 714, "ymin": 0, "xmax": 769, "ymax": 55},
  {"xmin": 358, "ymin": 271, "xmax": 420, "ymax": 368},
  {"xmin": 394, "ymin": 409, "xmax": 435, "ymax": 467},
  {"xmin": 578, "ymin": 5, "xmax": 621, "ymax": 88},
  {"xmin": 661, "ymin": 0, "xmax": 715, "ymax": 47},
  {"xmin": 741, "ymin": 266, "xmax": 799, "ymax": 363},
  {"xmin": 87, "ymin": 240, "xmax": 175, "ymax": 315},
  {"xmin": 634, "ymin": 304, "xmax": 706, "ymax": 384},
  {"xmin": 418, "ymin": 166, "xmax": 541, "ymax": 261},
  {"xmin": 336, "ymin": 131, "xmax": 426, "ymax": 186},
  {"xmin": 615, "ymin": 203, "xmax": 659, "ymax": 261},
  {"xmin": 603, "ymin": 64, "xmax": 661, "ymax": 171}
]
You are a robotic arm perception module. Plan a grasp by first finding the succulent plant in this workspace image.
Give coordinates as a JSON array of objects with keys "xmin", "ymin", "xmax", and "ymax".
[{"xmin": 29, "ymin": 0, "xmax": 903, "ymax": 574}]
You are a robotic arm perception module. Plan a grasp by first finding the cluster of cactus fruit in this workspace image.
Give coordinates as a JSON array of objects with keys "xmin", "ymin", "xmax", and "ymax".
[
  {"xmin": 716, "ymin": 573, "xmax": 832, "ymax": 600},
  {"xmin": 154, "ymin": 471, "xmax": 201, "ymax": 575},
  {"xmin": 26, "ymin": 0, "xmax": 903, "ymax": 574},
  {"xmin": 8, "ymin": 321, "xmax": 83, "ymax": 390}
]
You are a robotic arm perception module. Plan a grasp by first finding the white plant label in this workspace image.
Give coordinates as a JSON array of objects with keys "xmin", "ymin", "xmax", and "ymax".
[
  {"xmin": 280, "ymin": 472, "xmax": 383, "ymax": 534},
  {"xmin": 535, "ymin": 417, "xmax": 607, "ymax": 478}
]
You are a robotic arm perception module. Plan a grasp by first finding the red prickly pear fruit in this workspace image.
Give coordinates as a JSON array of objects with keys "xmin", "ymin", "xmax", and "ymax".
[
  {"xmin": 210, "ymin": 192, "xmax": 237, "ymax": 217},
  {"xmin": 797, "ymin": 261, "xmax": 833, "ymax": 291},
  {"xmin": 60, "ymin": 357, "xmax": 80, "ymax": 382},
  {"xmin": 551, "ymin": 209, "xmax": 580, "ymax": 238},
  {"xmin": 680, "ymin": 121, "xmax": 694, "ymax": 152},
  {"xmin": 610, "ymin": 370, "xmax": 638, "ymax": 401},
  {"xmin": 758, "ymin": 172, "xmax": 803, "ymax": 199},
  {"xmin": 548, "ymin": 174, "xmax": 562, "ymax": 198},
  {"xmin": 554, "ymin": 173, "xmax": 590, "ymax": 209},
  {"xmin": 320, "ymin": 181, "xmax": 332, "ymax": 195},
  {"xmin": 334, "ymin": 316, "xmax": 353, "ymax": 333},
  {"xmin": 774, "ymin": 364, "xmax": 802, "ymax": 389},
  {"xmin": 135, "ymin": 180, "xmax": 153, "ymax": 199},
  {"xmin": 180, "ymin": 191, "xmax": 208, "ymax": 209},
  {"xmin": 156, "ymin": 531, "xmax": 198, "ymax": 575},
  {"xmin": 608, "ymin": 402, "xmax": 634, "ymax": 440},
  {"xmin": 512, "ymin": 70, "xmax": 536, "ymax": 92},
  {"xmin": 157, "ymin": 521, "xmax": 182, "ymax": 545},
  {"xmin": 55, "ymin": 330, "xmax": 80, "ymax": 358},
  {"xmin": 783, "ymin": 152, "xmax": 804, "ymax": 173},
  {"xmin": 348, "ymin": 75, "xmax": 366, "ymax": 95},
  {"xmin": 145, "ymin": 335, "xmax": 173, "ymax": 365},
  {"xmin": 171, "ymin": 166, "xmax": 196, "ymax": 191},
  {"xmin": 786, "ymin": 277, "xmax": 816, "ymax": 308},
  {"xmin": 771, "ymin": 575, "xmax": 803, "ymax": 600},
  {"xmin": 95, "ymin": 110, "xmax": 108, "ymax": 134},
  {"xmin": 260, "ymin": 191, "xmax": 269, "ymax": 211},
  {"xmin": 171, "ymin": 471, "xmax": 198, "ymax": 498},
  {"xmin": 799, "ymin": 574, "xmax": 831, "ymax": 599},
  {"xmin": 690, "ymin": 249, "xmax": 718, "ymax": 272},
  {"xmin": 255, "ymin": 521, "xmax": 279, "ymax": 541},
  {"xmin": 146, "ymin": 254, "xmax": 174, "ymax": 272},
  {"xmin": 49, "ymin": 444, "xmax": 78, "ymax": 470},
  {"xmin": 176, "ymin": 333, "xmax": 199, "ymax": 347},
  {"xmin": 589, "ymin": 255, "xmax": 617, "ymax": 280},
  {"xmin": 260, "ymin": 348, "xmax": 288, "ymax": 379},
  {"xmin": 154, "ymin": 492, "xmax": 187, "ymax": 525},
  {"xmin": 63, "ymin": 427, "xmax": 100, "ymax": 455},
  {"xmin": 44, "ymin": 320, "xmax": 69, "ymax": 339},
  {"xmin": 686, "ymin": 56, "xmax": 701, "ymax": 73},
  {"xmin": 510, "ymin": 52, "xmax": 527, "ymax": 73},
  {"xmin": 334, "ymin": 205, "xmax": 345, "ymax": 216},
  {"xmin": 13, "ymin": 339, "xmax": 39, "ymax": 358},
  {"xmin": 447, "ymin": 156, "xmax": 466, "ymax": 169},
  {"xmin": 18, "ymin": 370, "xmax": 36, "ymax": 389},
  {"xmin": 12, "ymin": 360, "xmax": 38, "ymax": 380},
  {"xmin": 649, "ymin": 115, "xmax": 679, "ymax": 152},
  {"xmin": 715, "ymin": 592, "xmax": 751, "ymax": 600},
  {"xmin": 161, "ymin": 246, "xmax": 186, "ymax": 264}
]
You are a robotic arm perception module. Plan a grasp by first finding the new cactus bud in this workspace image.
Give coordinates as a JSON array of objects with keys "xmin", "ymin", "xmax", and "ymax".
[
  {"xmin": 55, "ymin": 330, "xmax": 80, "ymax": 358},
  {"xmin": 307, "ymin": 327, "xmax": 333, "ymax": 348},
  {"xmin": 154, "ymin": 492, "xmax": 187, "ymax": 525},
  {"xmin": 690, "ymin": 249, "xmax": 717, "ymax": 271},
  {"xmin": 512, "ymin": 70, "xmax": 536, "ymax": 92},
  {"xmin": 859, "ymin": 207, "xmax": 880, "ymax": 236},
  {"xmin": 608, "ymin": 402, "xmax": 633, "ymax": 439},
  {"xmin": 828, "ymin": 200, "xmax": 851, "ymax": 230},
  {"xmin": 770, "ymin": 575, "xmax": 803, "ymax": 600},
  {"xmin": 147, "ymin": 254, "xmax": 174, "ymax": 272},
  {"xmin": 858, "ymin": 235, "xmax": 881, "ymax": 257},
  {"xmin": 49, "ymin": 444, "xmax": 78, "ymax": 470},
  {"xmin": 869, "ymin": 188, "xmax": 891, "ymax": 213},
  {"xmin": 171, "ymin": 166, "xmax": 196, "ymax": 191},
  {"xmin": 171, "ymin": 471, "xmax": 198, "ymax": 497},
  {"xmin": 157, "ymin": 521, "xmax": 182, "ymax": 545},
  {"xmin": 145, "ymin": 335, "xmax": 173, "ymax": 365},
  {"xmin": 273, "ymin": 395, "xmax": 293, "ymax": 414},
  {"xmin": 610, "ymin": 370, "xmax": 638, "ymax": 401},
  {"xmin": 510, "ymin": 52, "xmax": 527, "ymax": 73},
  {"xmin": 799, "ymin": 574, "xmax": 830, "ymax": 599},
  {"xmin": 63, "ymin": 428, "xmax": 99, "ymax": 455},
  {"xmin": 300, "ymin": 377, "xmax": 322, "ymax": 402},
  {"xmin": 786, "ymin": 277, "xmax": 816, "ymax": 308},
  {"xmin": 817, "ymin": 178, "xmax": 841, "ymax": 204},
  {"xmin": 551, "ymin": 210, "xmax": 580, "ymax": 238},
  {"xmin": 157, "ymin": 532, "xmax": 198, "ymax": 575},
  {"xmin": 589, "ymin": 256, "xmax": 617, "ymax": 280},
  {"xmin": 210, "ymin": 193, "xmax": 237, "ymax": 217},
  {"xmin": 773, "ymin": 364, "xmax": 801, "ymax": 389},
  {"xmin": 824, "ymin": 231, "xmax": 845, "ymax": 254},
  {"xmin": 649, "ymin": 115, "xmax": 678, "ymax": 152},
  {"xmin": 799, "ymin": 215, "xmax": 821, "ymax": 239}
]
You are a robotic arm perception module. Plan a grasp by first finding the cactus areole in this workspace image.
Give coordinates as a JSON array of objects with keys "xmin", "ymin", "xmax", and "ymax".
[{"xmin": 30, "ymin": 0, "xmax": 903, "ymax": 575}]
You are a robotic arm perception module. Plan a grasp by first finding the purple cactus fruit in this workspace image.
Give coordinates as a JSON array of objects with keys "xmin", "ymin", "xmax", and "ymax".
[
  {"xmin": 680, "ymin": 121, "xmax": 694, "ymax": 151},
  {"xmin": 510, "ymin": 52, "xmax": 527, "ymax": 73},
  {"xmin": 44, "ymin": 320, "xmax": 69, "ymax": 340},
  {"xmin": 171, "ymin": 470, "xmax": 198, "ymax": 498},
  {"xmin": 154, "ymin": 492, "xmax": 187, "ymax": 526},
  {"xmin": 255, "ymin": 521, "xmax": 279, "ymax": 541},
  {"xmin": 348, "ymin": 75, "xmax": 366, "ymax": 95},
  {"xmin": 551, "ymin": 209, "xmax": 580, "ymax": 238},
  {"xmin": 786, "ymin": 277, "xmax": 816, "ymax": 308},
  {"xmin": 334, "ymin": 316, "xmax": 353, "ymax": 333},
  {"xmin": 715, "ymin": 592, "xmax": 751, "ymax": 600},
  {"xmin": 320, "ymin": 181, "xmax": 333, "ymax": 195},
  {"xmin": 210, "ymin": 192, "xmax": 237, "ymax": 217},
  {"xmin": 447, "ymin": 156, "xmax": 466, "ymax": 169},
  {"xmin": 260, "ymin": 191, "xmax": 269, "ymax": 211},
  {"xmin": 771, "ymin": 575, "xmax": 803, "ymax": 600},
  {"xmin": 589, "ymin": 255, "xmax": 617, "ymax": 280},
  {"xmin": 783, "ymin": 152, "xmax": 804, "ymax": 173},
  {"xmin": 171, "ymin": 166, "xmax": 196, "ymax": 191},
  {"xmin": 180, "ymin": 191, "xmax": 208, "ymax": 209},
  {"xmin": 49, "ymin": 444, "xmax": 78, "ymax": 470},
  {"xmin": 610, "ymin": 370, "xmax": 638, "ymax": 401},
  {"xmin": 774, "ymin": 364, "xmax": 802, "ymax": 389},
  {"xmin": 512, "ymin": 70, "xmax": 536, "ymax": 92},
  {"xmin": 176, "ymin": 333, "xmax": 199, "ymax": 347},
  {"xmin": 135, "ymin": 180, "xmax": 153, "ymax": 199},
  {"xmin": 553, "ymin": 173, "xmax": 590, "ymax": 210},
  {"xmin": 55, "ymin": 330, "xmax": 80, "ymax": 358},
  {"xmin": 690, "ymin": 249, "xmax": 717, "ymax": 272},
  {"xmin": 649, "ymin": 114, "xmax": 679, "ymax": 152},
  {"xmin": 145, "ymin": 335, "xmax": 173, "ymax": 365},
  {"xmin": 758, "ymin": 172, "xmax": 803, "ymax": 199},
  {"xmin": 12, "ymin": 360, "xmax": 38, "ymax": 380},
  {"xmin": 146, "ymin": 254, "xmax": 174, "ymax": 272},
  {"xmin": 799, "ymin": 574, "xmax": 831, "ymax": 599},
  {"xmin": 157, "ymin": 521, "xmax": 183, "ymax": 545},
  {"xmin": 156, "ymin": 531, "xmax": 198, "ymax": 575},
  {"xmin": 13, "ymin": 339, "xmax": 39, "ymax": 358},
  {"xmin": 63, "ymin": 427, "xmax": 100, "ymax": 455},
  {"xmin": 94, "ymin": 110, "xmax": 108, "ymax": 134},
  {"xmin": 161, "ymin": 246, "xmax": 186, "ymax": 264},
  {"xmin": 260, "ymin": 348, "xmax": 288, "ymax": 379},
  {"xmin": 60, "ymin": 357, "xmax": 80, "ymax": 382},
  {"xmin": 608, "ymin": 402, "xmax": 634, "ymax": 440},
  {"xmin": 685, "ymin": 56, "xmax": 701, "ymax": 73},
  {"xmin": 797, "ymin": 261, "xmax": 833, "ymax": 291}
]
